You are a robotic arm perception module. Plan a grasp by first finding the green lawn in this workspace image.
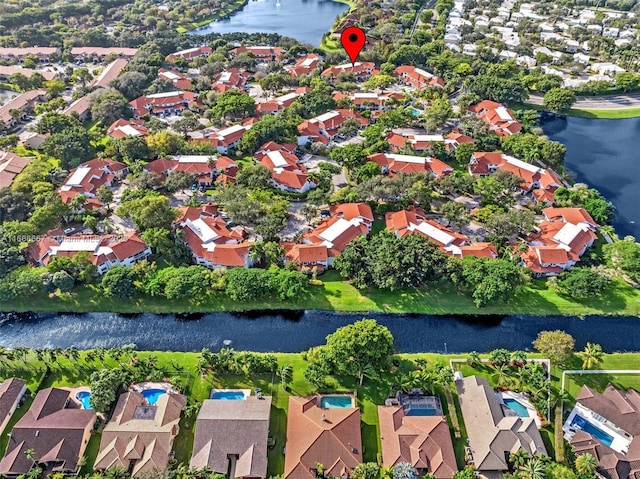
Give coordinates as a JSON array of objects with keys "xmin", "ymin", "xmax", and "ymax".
[
  {"xmin": 4, "ymin": 272, "xmax": 640, "ymax": 316},
  {"xmin": 517, "ymin": 101, "xmax": 640, "ymax": 119}
]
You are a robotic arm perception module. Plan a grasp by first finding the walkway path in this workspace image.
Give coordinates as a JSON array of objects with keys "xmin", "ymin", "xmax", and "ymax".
[{"xmin": 529, "ymin": 92, "xmax": 640, "ymax": 110}]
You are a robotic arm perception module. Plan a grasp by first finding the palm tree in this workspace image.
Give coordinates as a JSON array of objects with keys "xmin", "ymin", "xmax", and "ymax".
[
  {"xmin": 492, "ymin": 364, "xmax": 510, "ymax": 388},
  {"xmin": 467, "ymin": 351, "xmax": 481, "ymax": 367},
  {"xmin": 580, "ymin": 343, "xmax": 603, "ymax": 370},
  {"xmin": 519, "ymin": 458, "xmax": 546, "ymax": 479},
  {"xmin": 279, "ymin": 364, "xmax": 293, "ymax": 390},
  {"xmin": 509, "ymin": 450, "xmax": 530, "ymax": 469},
  {"xmin": 575, "ymin": 453, "xmax": 597, "ymax": 476},
  {"xmin": 359, "ymin": 363, "xmax": 378, "ymax": 385}
]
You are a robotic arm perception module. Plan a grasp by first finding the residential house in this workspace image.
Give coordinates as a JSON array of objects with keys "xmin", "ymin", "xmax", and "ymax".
[
  {"xmin": 321, "ymin": 62, "xmax": 378, "ymax": 82},
  {"xmin": 387, "ymin": 208, "xmax": 497, "ymax": 258},
  {"xmin": 94, "ymin": 390, "xmax": 186, "ymax": 477},
  {"xmin": 128, "ymin": 91, "xmax": 200, "ymax": 118},
  {"xmin": 230, "ymin": 46, "xmax": 283, "ymax": 61},
  {"xmin": 107, "ymin": 119, "xmax": 148, "ymax": 139},
  {"xmin": 456, "ymin": 376, "xmax": 547, "ymax": 476},
  {"xmin": 166, "ymin": 46, "xmax": 212, "ymax": 62},
  {"xmin": 176, "ymin": 205, "xmax": 251, "ymax": 269},
  {"xmin": 394, "ymin": 65, "xmax": 445, "ymax": 88},
  {"xmin": 158, "ymin": 68, "xmax": 192, "ymax": 90},
  {"xmin": 63, "ymin": 95, "xmax": 93, "ymax": 122},
  {"xmin": 58, "ymin": 158, "xmax": 128, "ymax": 207},
  {"xmin": 170, "ymin": 155, "xmax": 217, "ymax": 187},
  {"xmin": 469, "ymin": 152, "xmax": 562, "ymax": 204},
  {"xmin": 368, "ymin": 152, "xmax": 453, "ymax": 178},
  {"xmin": 283, "ymin": 244, "xmax": 329, "ymax": 271},
  {"xmin": 0, "ymin": 379, "xmax": 27, "ymax": 438},
  {"xmin": 378, "ymin": 403, "xmax": 457, "ymax": 479},
  {"xmin": 297, "ymin": 109, "xmax": 368, "ymax": 145},
  {"xmin": 0, "ymin": 47, "xmax": 60, "ymax": 62},
  {"xmin": 286, "ymin": 54, "xmax": 322, "ymax": 77},
  {"xmin": 212, "ymin": 69, "xmax": 247, "ymax": 93},
  {"xmin": 0, "ymin": 388, "xmax": 96, "ymax": 477},
  {"xmin": 70, "ymin": 47, "xmax": 138, "ymax": 60},
  {"xmin": 0, "ymin": 66, "xmax": 56, "ymax": 82},
  {"xmin": 284, "ymin": 396, "xmax": 362, "ymax": 479},
  {"xmin": 203, "ymin": 124, "xmax": 251, "ymax": 154},
  {"xmin": 333, "ymin": 91, "xmax": 404, "ymax": 111},
  {"xmin": 0, "ymin": 151, "xmax": 31, "ymax": 188},
  {"xmin": 563, "ymin": 385, "xmax": 640, "ymax": 479},
  {"xmin": 468, "ymin": 100, "xmax": 522, "ymax": 136},
  {"xmin": 190, "ymin": 396, "xmax": 272, "ymax": 479},
  {"xmin": 25, "ymin": 232, "xmax": 152, "ymax": 275},
  {"xmin": 255, "ymin": 143, "xmax": 316, "ymax": 193},
  {"xmin": 256, "ymin": 88, "xmax": 309, "ymax": 115},
  {"xmin": 93, "ymin": 59, "xmax": 129, "ymax": 88},
  {"xmin": 0, "ymin": 90, "xmax": 47, "ymax": 131}
]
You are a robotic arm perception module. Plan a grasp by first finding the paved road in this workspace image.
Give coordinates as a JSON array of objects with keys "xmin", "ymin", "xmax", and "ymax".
[{"xmin": 529, "ymin": 92, "xmax": 640, "ymax": 110}]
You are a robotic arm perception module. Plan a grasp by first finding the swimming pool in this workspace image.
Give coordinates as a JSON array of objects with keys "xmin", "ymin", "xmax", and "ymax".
[
  {"xmin": 76, "ymin": 391, "xmax": 92, "ymax": 410},
  {"xmin": 571, "ymin": 415, "xmax": 614, "ymax": 447},
  {"xmin": 406, "ymin": 407, "xmax": 438, "ymax": 416},
  {"xmin": 504, "ymin": 398, "xmax": 530, "ymax": 418},
  {"xmin": 320, "ymin": 396, "xmax": 353, "ymax": 408},
  {"xmin": 211, "ymin": 390, "xmax": 246, "ymax": 400},
  {"xmin": 141, "ymin": 388, "xmax": 167, "ymax": 405},
  {"xmin": 411, "ymin": 107, "xmax": 421, "ymax": 116}
]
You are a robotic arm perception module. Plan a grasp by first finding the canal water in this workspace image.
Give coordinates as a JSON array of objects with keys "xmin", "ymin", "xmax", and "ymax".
[
  {"xmin": 187, "ymin": 0, "xmax": 348, "ymax": 45},
  {"xmin": 543, "ymin": 116, "xmax": 640, "ymax": 240},
  {"xmin": 0, "ymin": 311, "xmax": 638, "ymax": 352}
]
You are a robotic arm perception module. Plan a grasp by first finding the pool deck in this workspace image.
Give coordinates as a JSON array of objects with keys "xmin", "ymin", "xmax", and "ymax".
[
  {"xmin": 60, "ymin": 386, "xmax": 91, "ymax": 409},
  {"xmin": 131, "ymin": 381, "xmax": 177, "ymax": 394},
  {"xmin": 563, "ymin": 403, "xmax": 632, "ymax": 454},
  {"xmin": 498, "ymin": 391, "xmax": 541, "ymax": 427},
  {"xmin": 319, "ymin": 393, "xmax": 356, "ymax": 408}
]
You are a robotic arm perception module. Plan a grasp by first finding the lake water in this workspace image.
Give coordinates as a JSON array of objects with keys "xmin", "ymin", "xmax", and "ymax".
[
  {"xmin": 543, "ymin": 116, "xmax": 640, "ymax": 240},
  {"xmin": 188, "ymin": 0, "xmax": 349, "ymax": 45},
  {"xmin": 1, "ymin": 311, "xmax": 639, "ymax": 353}
]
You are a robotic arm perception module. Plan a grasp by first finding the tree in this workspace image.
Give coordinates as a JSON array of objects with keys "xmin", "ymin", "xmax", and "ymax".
[
  {"xmin": 101, "ymin": 266, "xmax": 137, "ymax": 298},
  {"xmin": 146, "ymin": 131, "xmax": 186, "ymax": 157},
  {"xmin": 533, "ymin": 330, "xmax": 575, "ymax": 366},
  {"xmin": 352, "ymin": 162, "xmax": 381, "ymax": 183},
  {"xmin": 279, "ymin": 364, "xmax": 293, "ymax": 390},
  {"xmin": 441, "ymin": 202, "xmax": 470, "ymax": 231},
  {"xmin": 453, "ymin": 467, "xmax": 477, "ymax": 479},
  {"xmin": 352, "ymin": 463, "xmax": 380, "ymax": 479},
  {"xmin": 486, "ymin": 209, "xmax": 535, "ymax": 239},
  {"xmin": 603, "ymin": 236, "xmax": 640, "ymax": 280},
  {"xmin": 164, "ymin": 172, "xmax": 198, "ymax": 194},
  {"xmin": 365, "ymin": 74, "xmax": 395, "ymax": 90},
  {"xmin": 236, "ymin": 164, "xmax": 272, "ymax": 190},
  {"xmin": 37, "ymin": 112, "xmax": 81, "ymax": 134},
  {"xmin": 42, "ymin": 127, "xmax": 95, "ymax": 169},
  {"xmin": 556, "ymin": 268, "xmax": 609, "ymax": 299},
  {"xmin": 96, "ymin": 185, "xmax": 114, "ymax": 212},
  {"xmin": 141, "ymin": 228, "xmax": 173, "ymax": 256},
  {"xmin": 615, "ymin": 72, "xmax": 639, "ymax": 93},
  {"xmin": 71, "ymin": 67, "xmax": 93, "ymax": 87},
  {"xmin": 52, "ymin": 270, "xmax": 75, "ymax": 292},
  {"xmin": 519, "ymin": 458, "xmax": 546, "ymax": 479},
  {"xmin": 117, "ymin": 195, "xmax": 176, "ymax": 230},
  {"xmin": 173, "ymin": 115, "xmax": 202, "ymax": 136},
  {"xmin": 89, "ymin": 88, "xmax": 128, "ymax": 125},
  {"xmin": 393, "ymin": 462, "xmax": 417, "ymax": 479},
  {"xmin": 323, "ymin": 319, "xmax": 394, "ymax": 384},
  {"xmin": 423, "ymin": 97, "xmax": 453, "ymax": 132},
  {"xmin": 543, "ymin": 88, "xmax": 576, "ymax": 114},
  {"xmin": 580, "ymin": 343, "xmax": 603, "ymax": 370},
  {"xmin": 132, "ymin": 171, "xmax": 163, "ymax": 191},
  {"xmin": 575, "ymin": 453, "xmax": 597, "ymax": 476},
  {"xmin": 460, "ymin": 257, "xmax": 525, "ymax": 307},
  {"xmin": 212, "ymin": 89, "xmax": 255, "ymax": 119},
  {"xmin": 110, "ymin": 71, "xmax": 148, "ymax": 99}
]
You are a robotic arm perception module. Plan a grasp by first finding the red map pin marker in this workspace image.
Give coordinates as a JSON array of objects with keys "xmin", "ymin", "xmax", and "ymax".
[{"xmin": 341, "ymin": 26, "xmax": 366, "ymax": 66}]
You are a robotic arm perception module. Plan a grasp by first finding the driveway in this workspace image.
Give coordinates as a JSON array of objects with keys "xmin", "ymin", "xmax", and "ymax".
[{"xmin": 529, "ymin": 92, "xmax": 640, "ymax": 110}]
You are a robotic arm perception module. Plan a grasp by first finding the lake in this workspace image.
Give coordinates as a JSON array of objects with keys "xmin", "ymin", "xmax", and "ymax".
[
  {"xmin": 1, "ymin": 311, "xmax": 639, "ymax": 353},
  {"xmin": 187, "ymin": 0, "xmax": 349, "ymax": 45},
  {"xmin": 543, "ymin": 116, "xmax": 640, "ymax": 240}
]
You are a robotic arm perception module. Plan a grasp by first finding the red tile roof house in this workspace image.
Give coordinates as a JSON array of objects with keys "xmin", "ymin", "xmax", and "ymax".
[
  {"xmin": 0, "ymin": 379, "xmax": 27, "ymax": 440},
  {"xmin": 58, "ymin": 158, "xmax": 128, "ymax": 209},
  {"xmin": 255, "ymin": 143, "xmax": 316, "ymax": 193},
  {"xmin": 394, "ymin": 65, "xmax": 445, "ymax": 88},
  {"xmin": 212, "ymin": 68, "xmax": 247, "ymax": 93},
  {"xmin": 321, "ymin": 61, "xmax": 378, "ymax": 82},
  {"xmin": 563, "ymin": 384, "xmax": 640, "ymax": 479},
  {"xmin": 369, "ymin": 152, "xmax": 453, "ymax": 178},
  {"xmin": 378, "ymin": 403, "xmax": 457, "ymax": 479},
  {"xmin": 469, "ymin": 152, "xmax": 563, "ymax": 204},
  {"xmin": 107, "ymin": 118, "xmax": 148, "ymax": 139},
  {"xmin": 25, "ymin": 232, "xmax": 152, "ymax": 275},
  {"xmin": 0, "ymin": 89, "xmax": 47, "ymax": 132},
  {"xmin": 0, "ymin": 151, "xmax": 31, "ymax": 189},
  {"xmin": 92, "ymin": 59, "xmax": 129, "ymax": 88},
  {"xmin": 284, "ymin": 396, "xmax": 362, "ymax": 479},
  {"xmin": 468, "ymin": 100, "xmax": 522, "ymax": 137},
  {"xmin": 297, "ymin": 109, "xmax": 368, "ymax": 145},
  {"xmin": 298, "ymin": 202, "xmax": 374, "ymax": 266},
  {"xmin": 176, "ymin": 205, "xmax": 252, "ymax": 269},
  {"xmin": 166, "ymin": 46, "xmax": 213, "ymax": 62},
  {"xmin": 230, "ymin": 46, "xmax": 284, "ymax": 61},
  {"xmin": 0, "ymin": 47, "xmax": 61, "ymax": 61},
  {"xmin": 128, "ymin": 91, "xmax": 200, "ymax": 118},
  {"xmin": 0, "ymin": 66, "xmax": 56, "ymax": 82},
  {"xmin": 386, "ymin": 208, "xmax": 498, "ymax": 259},
  {"xmin": 256, "ymin": 89, "xmax": 308, "ymax": 116},
  {"xmin": 283, "ymin": 243, "xmax": 330, "ymax": 271},
  {"xmin": 170, "ymin": 155, "xmax": 217, "ymax": 187},
  {"xmin": 158, "ymin": 68, "xmax": 193, "ymax": 90},
  {"xmin": 70, "ymin": 47, "xmax": 138, "ymax": 60},
  {"xmin": 387, "ymin": 130, "xmax": 474, "ymax": 154},
  {"xmin": 286, "ymin": 54, "xmax": 323, "ymax": 77},
  {"xmin": 333, "ymin": 91, "xmax": 404, "ymax": 111},
  {"xmin": 63, "ymin": 94, "xmax": 93, "ymax": 123},
  {"xmin": 0, "ymin": 387, "xmax": 96, "ymax": 478},
  {"xmin": 518, "ymin": 207, "xmax": 598, "ymax": 277},
  {"xmin": 202, "ymin": 124, "xmax": 251, "ymax": 155}
]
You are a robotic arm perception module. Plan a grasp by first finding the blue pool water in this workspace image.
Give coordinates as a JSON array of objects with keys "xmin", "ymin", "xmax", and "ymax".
[
  {"xmin": 141, "ymin": 388, "xmax": 167, "ymax": 405},
  {"xmin": 571, "ymin": 415, "xmax": 614, "ymax": 446},
  {"xmin": 211, "ymin": 390, "xmax": 246, "ymax": 400},
  {"xmin": 76, "ymin": 391, "xmax": 92, "ymax": 410},
  {"xmin": 320, "ymin": 396, "xmax": 353, "ymax": 408},
  {"xmin": 406, "ymin": 407, "xmax": 438, "ymax": 416},
  {"xmin": 504, "ymin": 398, "xmax": 530, "ymax": 418},
  {"xmin": 411, "ymin": 108, "xmax": 421, "ymax": 116}
]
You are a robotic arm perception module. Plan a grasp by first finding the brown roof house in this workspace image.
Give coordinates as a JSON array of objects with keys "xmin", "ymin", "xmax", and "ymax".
[
  {"xmin": 563, "ymin": 384, "xmax": 640, "ymax": 479},
  {"xmin": 456, "ymin": 376, "xmax": 546, "ymax": 478},
  {"xmin": 94, "ymin": 390, "xmax": 186, "ymax": 477},
  {"xmin": 0, "ymin": 387, "xmax": 96, "ymax": 477},
  {"xmin": 0, "ymin": 378, "xmax": 27, "ymax": 438},
  {"xmin": 378, "ymin": 399, "xmax": 457, "ymax": 479},
  {"xmin": 190, "ymin": 395, "xmax": 272, "ymax": 478},
  {"xmin": 284, "ymin": 396, "xmax": 362, "ymax": 479}
]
